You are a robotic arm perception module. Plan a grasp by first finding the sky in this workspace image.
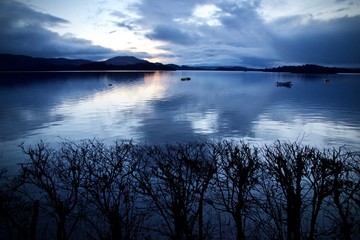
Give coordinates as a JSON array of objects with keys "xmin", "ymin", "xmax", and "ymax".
[{"xmin": 0, "ymin": 0, "xmax": 360, "ymax": 67}]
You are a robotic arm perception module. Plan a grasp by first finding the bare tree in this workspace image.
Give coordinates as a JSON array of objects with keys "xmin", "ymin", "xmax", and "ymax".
[
  {"xmin": 210, "ymin": 140, "xmax": 261, "ymax": 240},
  {"xmin": 134, "ymin": 142, "xmax": 216, "ymax": 240},
  {"xmin": 323, "ymin": 147, "xmax": 360, "ymax": 240},
  {"xmin": 19, "ymin": 141, "xmax": 87, "ymax": 240},
  {"xmin": 2, "ymin": 139, "xmax": 358, "ymax": 240},
  {"xmin": 255, "ymin": 170, "xmax": 287, "ymax": 239},
  {"xmin": 262, "ymin": 141, "xmax": 311, "ymax": 240},
  {"xmin": 259, "ymin": 141, "xmax": 360, "ymax": 240},
  {"xmin": 304, "ymin": 147, "xmax": 341, "ymax": 240},
  {"xmin": 0, "ymin": 168, "xmax": 40, "ymax": 240},
  {"xmin": 347, "ymin": 151, "xmax": 360, "ymax": 209},
  {"xmin": 80, "ymin": 139, "xmax": 146, "ymax": 240}
]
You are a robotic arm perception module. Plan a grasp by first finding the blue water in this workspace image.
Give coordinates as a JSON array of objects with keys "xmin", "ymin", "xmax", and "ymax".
[{"xmin": 1, "ymin": 71, "xmax": 360, "ymax": 168}]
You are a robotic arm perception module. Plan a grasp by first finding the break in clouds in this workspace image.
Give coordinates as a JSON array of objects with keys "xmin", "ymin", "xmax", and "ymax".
[{"xmin": 1, "ymin": 0, "xmax": 360, "ymax": 67}]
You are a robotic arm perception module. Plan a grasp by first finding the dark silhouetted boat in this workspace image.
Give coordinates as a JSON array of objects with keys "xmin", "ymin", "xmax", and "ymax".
[
  {"xmin": 181, "ymin": 77, "xmax": 191, "ymax": 81},
  {"xmin": 276, "ymin": 81, "xmax": 293, "ymax": 88}
]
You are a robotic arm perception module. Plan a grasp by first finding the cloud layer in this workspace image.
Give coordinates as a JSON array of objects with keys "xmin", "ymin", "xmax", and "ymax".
[
  {"xmin": 125, "ymin": 0, "xmax": 360, "ymax": 66},
  {"xmin": 0, "ymin": 0, "xmax": 115, "ymax": 60},
  {"xmin": 1, "ymin": 0, "xmax": 359, "ymax": 67},
  {"xmin": 270, "ymin": 15, "xmax": 360, "ymax": 66}
]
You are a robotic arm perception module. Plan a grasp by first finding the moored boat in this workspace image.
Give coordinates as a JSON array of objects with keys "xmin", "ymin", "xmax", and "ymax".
[
  {"xmin": 276, "ymin": 81, "xmax": 293, "ymax": 88},
  {"xmin": 181, "ymin": 77, "xmax": 191, "ymax": 81}
]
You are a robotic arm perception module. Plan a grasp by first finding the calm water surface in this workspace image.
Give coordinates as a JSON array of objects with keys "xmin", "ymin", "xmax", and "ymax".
[{"xmin": 1, "ymin": 71, "xmax": 360, "ymax": 168}]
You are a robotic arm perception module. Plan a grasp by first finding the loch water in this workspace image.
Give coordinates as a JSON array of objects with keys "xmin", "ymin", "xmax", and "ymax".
[{"xmin": 1, "ymin": 71, "xmax": 359, "ymax": 168}]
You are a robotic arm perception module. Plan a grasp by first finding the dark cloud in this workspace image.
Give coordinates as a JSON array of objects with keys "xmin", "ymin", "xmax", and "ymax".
[
  {"xmin": 217, "ymin": 2, "xmax": 272, "ymax": 47},
  {"xmin": 0, "ymin": 0, "xmax": 115, "ymax": 60},
  {"xmin": 134, "ymin": 0, "xmax": 194, "ymax": 25},
  {"xmin": 131, "ymin": 0, "xmax": 276, "ymax": 66},
  {"xmin": 270, "ymin": 15, "xmax": 360, "ymax": 66},
  {"xmin": 137, "ymin": 2, "xmax": 259, "ymax": 65},
  {"xmin": 146, "ymin": 25, "xmax": 197, "ymax": 45},
  {"xmin": 111, "ymin": 11, "xmax": 137, "ymax": 31},
  {"xmin": 1, "ymin": 0, "xmax": 359, "ymax": 66},
  {"xmin": 116, "ymin": 21, "xmax": 134, "ymax": 31},
  {"xmin": 0, "ymin": 0, "xmax": 69, "ymax": 27},
  {"xmin": 131, "ymin": 0, "xmax": 360, "ymax": 67}
]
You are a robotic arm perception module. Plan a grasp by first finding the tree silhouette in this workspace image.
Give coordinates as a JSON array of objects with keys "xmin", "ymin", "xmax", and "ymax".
[
  {"xmin": 0, "ymin": 139, "xmax": 358, "ymax": 239},
  {"xmin": 210, "ymin": 140, "xmax": 261, "ymax": 240},
  {"xmin": 79, "ymin": 139, "xmax": 146, "ymax": 240},
  {"xmin": 19, "ymin": 141, "xmax": 87, "ymax": 240},
  {"xmin": 0, "ymin": 168, "xmax": 41, "ymax": 240},
  {"xmin": 134, "ymin": 142, "xmax": 216, "ymax": 240},
  {"xmin": 261, "ymin": 141, "xmax": 310, "ymax": 240},
  {"xmin": 324, "ymin": 147, "xmax": 360, "ymax": 240}
]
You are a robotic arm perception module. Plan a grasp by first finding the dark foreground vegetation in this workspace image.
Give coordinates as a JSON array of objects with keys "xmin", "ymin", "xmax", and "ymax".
[{"xmin": 1, "ymin": 139, "xmax": 359, "ymax": 240}]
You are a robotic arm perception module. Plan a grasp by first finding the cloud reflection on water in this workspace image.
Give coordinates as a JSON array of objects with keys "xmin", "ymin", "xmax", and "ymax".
[
  {"xmin": 0, "ymin": 71, "xmax": 359, "ymax": 169},
  {"xmin": 252, "ymin": 106, "xmax": 360, "ymax": 149},
  {"xmin": 48, "ymin": 72, "xmax": 168, "ymax": 140}
]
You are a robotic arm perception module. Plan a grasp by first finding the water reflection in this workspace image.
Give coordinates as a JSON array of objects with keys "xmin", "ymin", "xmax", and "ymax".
[
  {"xmin": 253, "ymin": 109, "xmax": 360, "ymax": 149},
  {"xmin": 0, "ymin": 72, "xmax": 150, "ymax": 141},
  {"xmin": 0, "ymin": 71, "xmax": 359, "ymax": 169},
  {"xmin": 50, "ymin": 72, "xmax": 168, "ymax": 140}
]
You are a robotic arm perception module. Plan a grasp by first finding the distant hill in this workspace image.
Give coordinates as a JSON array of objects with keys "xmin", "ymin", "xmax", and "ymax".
[
  {"xmin": 212, "ymin": 64, "xmax": 360, "ymax": 74},
  {"xmin": 263, "ymin": 64, "xmax": 360, "ymax": 74},
  {"xmin": 1, "ymin": 54, "xmax": 359, "ymax": 73},
  {"xmin": 215, "ymin": 66, "xmax": 255, "ymax": 71},
  {"xmin": 0, "ymin": 54, "xmax": 175, "ymax": 71},
  {"xmin": 0, "ymin": 54, "xmax": 92, "ymax": 71},
  {"xmin": 104, "ymin": 56, "xmax": 149, "ymax": 65}
]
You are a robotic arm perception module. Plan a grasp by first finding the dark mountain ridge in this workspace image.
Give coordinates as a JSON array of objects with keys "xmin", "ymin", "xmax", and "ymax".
[
  {"xmin": 0, "ymin": 54, "xmax": 175, "ymax": 71},
  {"xmin": 104, "ymin": 56, "xmax": 149, "ymax": 65},
  {"xmin": 262, "ymin": 64, "xmax": 360, "ymax": 74},
  {"xmin": 0, "ymin": 54, "xmax": 92, "ymax": 71},
  {"xmin": 0, "ymin": 54, "xmax": 359, "ymax": 73}
]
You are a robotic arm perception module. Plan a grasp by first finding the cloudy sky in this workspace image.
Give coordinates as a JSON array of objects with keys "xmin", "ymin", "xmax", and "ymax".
[{"xmin": 1, "ymin": 0, "xmax": 359, "ymax": 67}]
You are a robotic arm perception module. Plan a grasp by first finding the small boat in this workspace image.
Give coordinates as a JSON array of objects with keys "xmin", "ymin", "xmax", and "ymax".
[
  {"xmin": 181, "ymin": 77, "xmax": 191, "ymax": 81},
  {"xmin": 276, "ymin": 81, "xmax": 293, "ymax": 88},
  {"xmin": 324, "ymin": 79, "xmax": 330, "ymax": 83}
]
